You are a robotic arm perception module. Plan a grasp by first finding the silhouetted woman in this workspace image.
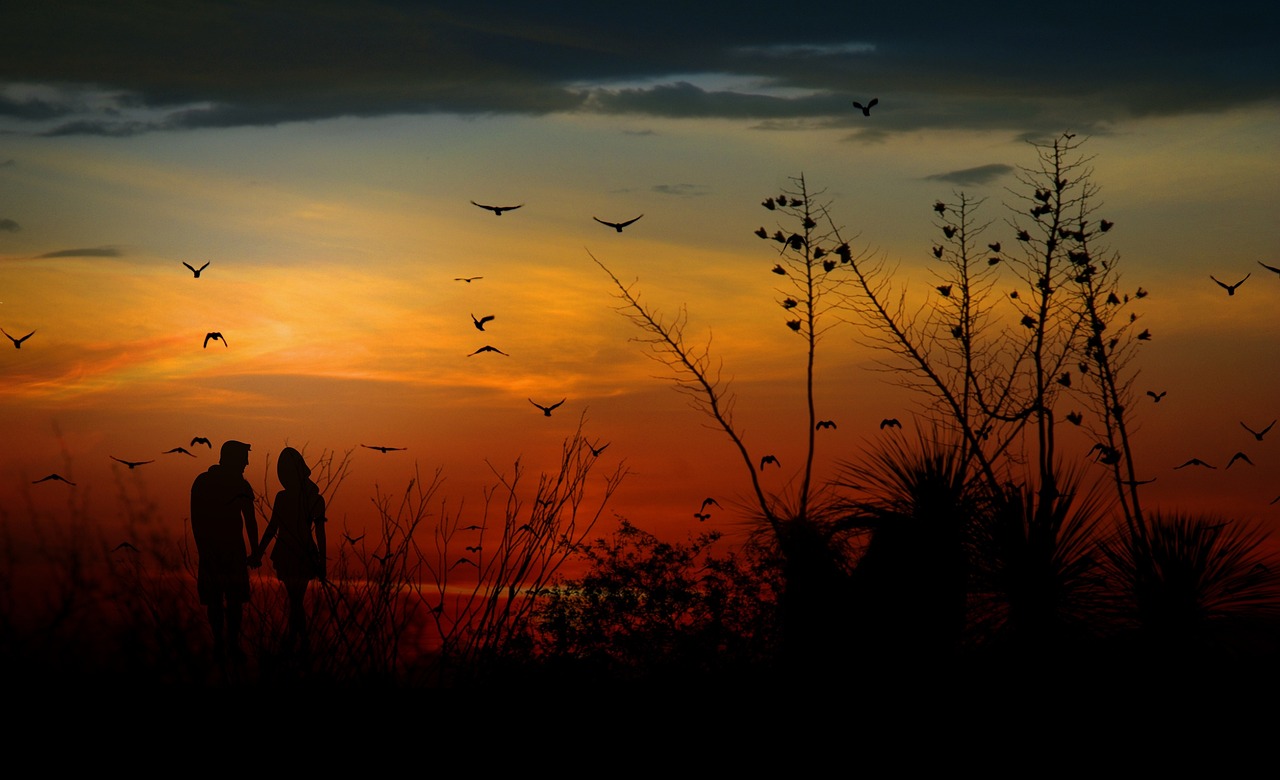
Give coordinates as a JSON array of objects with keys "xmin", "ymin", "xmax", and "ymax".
[{"xmin": 253, "ymin": 446, "xmax": 327, "ymax": 652}]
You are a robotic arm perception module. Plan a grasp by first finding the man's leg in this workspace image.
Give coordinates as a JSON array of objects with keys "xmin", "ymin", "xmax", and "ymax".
[{"xmin": 207, "ymin": 602, "xmax": 226, "ymax": 661}]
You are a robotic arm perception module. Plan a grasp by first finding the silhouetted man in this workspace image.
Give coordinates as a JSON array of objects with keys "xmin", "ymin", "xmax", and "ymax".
[{"xmin": 190, "ymin": 439, "xmax": 259, "ymax": 663}]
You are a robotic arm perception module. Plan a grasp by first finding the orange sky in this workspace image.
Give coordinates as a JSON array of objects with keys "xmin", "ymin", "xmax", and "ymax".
[{"xmin": 3, "ymin": 7, "xmax": 1280, "ymax": 574}]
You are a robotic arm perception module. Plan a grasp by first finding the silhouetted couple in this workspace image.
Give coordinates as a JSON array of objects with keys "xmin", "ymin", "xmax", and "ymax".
[{"xmin": 191, "ymin": 441, "xmax": 327, "ymax": 664}]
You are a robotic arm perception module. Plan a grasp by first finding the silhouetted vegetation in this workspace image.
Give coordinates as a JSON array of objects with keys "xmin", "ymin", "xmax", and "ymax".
[{"xmin": 4, "ymin": 134, "xmax": 1280, "ymax": 692}]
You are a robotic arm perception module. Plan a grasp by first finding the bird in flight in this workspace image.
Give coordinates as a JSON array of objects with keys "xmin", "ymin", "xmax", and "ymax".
[
  {"xmin": 694, "ymin": 512, "xmax": 711, "ymax": 522},
  {"xmin": 1242, "ymin": 420, "xmax": 1276, "ymax": 441},
  {"xmin": 191, "ymin": 436, "xmax": 212, "ymax": 448},
  {"xmin": 1258, "ymin": 261, "xmax": 1280, "ymax": 277},
  {"xmin": 529, "ymin": 398, "xmax": 566, "ymax": 417},
  {"xmin": 593, "ymin": 215, "xmax": 644, "ymax": 233},
  {"xmin": 33, "ymin": 473, "xmax": 76, "ymax": 486},
  {"xmin": 760, "ymin": 454, "xmax": 780, "ymax": 470},
  {"xmin": 344, "ymin": 531, "xmax": 365, "ymax": 545},
  {"xmin": 880, "ymin": 418, "xmax": 902, "ymax": 429},
  {"xmin": 454, "ymin": 276, "xmax": 483, "ymax": 283},
  {"xmin": 816, "ymin": 420, "xmax": 837, "ymax": 430},
  {"xmin": 465, "ymin": 545, "xmax": 482, "ymax": 554},
  {"xmin": 1146, "ymin": 390, "xmax": 1167, "ymax": 402},
  {"xmin": 2, "ymin": 328, "xmax": 34, "ymax": 349},
  {"xmin": 1227, "ymin": 451, "xmax": 1254, "ymax": 468},
  {"xmin": 1066, "ymin": 411, "xmax": 1083, "ymax": 425},
  {"xmin": 1174, "ymin": 458, "xmax": 1215, "ymax": 470},
  {"xmin": 588, "ymin": 441, "xmax": 610, "ymax": 457},
  {"xmin": 700, "ymin": 497, "xmax": 721, "ymax": 512},
  {"xmin": 111, "ymin": 456, "xmax": 155, "ymax": 469},
  {"xmin": 472, "ymin": 314, "xmax": 495, "ymax": 331},
  {"xmin": 183, "ymin": 261, "xmax": 210, "ymax": 278},
  {"xmin": 471, "ymin": 201, "xmax": 523, "ymax": 216},
  {"xmin": 1211, "ymin": 274, "xmax": 1250, "ymax": 295},
  {"xmin": 361, "ymin": 444, "xmax": 406, "ymax": 453},
  {"xmin": 163, "ymin": 447, "xmax": 195, "ymax": 456},
  {"xmin": 851, "ymin": 98, "xmax": 878, "ymax": 116},
  {"xmin": 468, "ymin": 345, "xmax": 508, "ymax": 356},
  {"xmin": 204, "ymin": 332, "xmax": 228, "ymax": 348},
  {"xmin": 112, "ymin": 541, "xmax": 139, "ymax": 553},
  {"xmin": 451, "ymin": 556, "xmax": 477, "ymax": 570}
]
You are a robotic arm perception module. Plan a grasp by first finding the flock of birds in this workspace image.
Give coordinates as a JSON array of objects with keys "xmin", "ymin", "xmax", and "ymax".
[{"xmin": 11, "ymin": 96, "xmax": 1280, "ymax": 521}]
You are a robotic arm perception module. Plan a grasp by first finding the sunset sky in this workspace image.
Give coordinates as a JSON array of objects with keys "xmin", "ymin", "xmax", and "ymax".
[{"xmin": 2, "ymin": 2, "xmax": 1279, "ymax": 559}]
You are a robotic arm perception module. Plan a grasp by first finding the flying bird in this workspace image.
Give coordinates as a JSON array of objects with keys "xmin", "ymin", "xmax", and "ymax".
[
  {"xmin": 1099, "ymin": 220, "xmax": 1114, "ymax": 232},
  {"xmin": 465, "ymin": 545, "xmax": 482, "ymax": 554},
  {"xmin": 33, "ymin": 474, "xmax": 76, "ymax": 486},
  {"xmin": 1227, "ymin": 451, "xmax": 1255, "ymax": 468},
  {"xmin": 1210, "ymin": 274, "xmax": 1250, "ymax": 295},
  {"xmin": 471, "ymin": 201, "xmax": 523, "ymax": 216},
  {"xmin": 468, "ymin": 345, "xmax": 509, "ymax": 356},
  {"xmin": 344, "ymin": 531, "xmax": 365, "ymax": 545},
  {"xmin": 362, "ymin": 444, "xmax": 407, "ymax": 453},
  {"xmin": 700, "ymin": 497, "xmax": 721, "ymax": 512},
  {"xmin": 1146, "ymin": 390, "xmax": 1167, "ymax": 402},
  {"xmin": 2, "ymin": 328, "xmax": 34, "ymax": 348},
  {"xmin": 1174, "ymin": 458, "xmax": 1215, "ymax": 470},
  {"xmin": 112, "ymin": 542, "xmax": 139, "ymax": 553},
  {"xmin": 183, "ymin": 261, "xmax": 210, "ymax": 278},
  {"xmin": 110, "ymin": 456, "xmax": 155, "ymax": 470},
  {"xmin": 760, "ymin": 455, "xmax": 780, "ymax": 470},
  {"xmin": 163, "ymin": 447, "xmax": 196, "ymax": 456},
  {"xmin": 1258, "ymin": 261, "xmax": 1280, "ymax": 277},
  {"xmin": 529, "ymin": 398, "xmax": 566, "ymax": 417},
  {"xmin": 455, "ymin": 276, "xmax": 484, "ymax": 283},
  {"xmin": 588, "ymin": 441, "xmax": 610, "ymax": 457},
  {"xmin": 203, "ymin": 332, "xmax": 228, "ymax": 348},
  {"xmin": 451, "ymin": 556, "xmax": 477, "ymax": 570},
  {"xmin": 1066, "ymin": 411, "xmax": 1083, "ymax": 425},
  {"xmin": 191, "ymin": 436, "xmax": 212, "ymax": 448},
  {"xmin": 816, "ymin": 420, "xmax": 837, "ymax": 430},
  {"xmin": 880, "ymin": 418, "xmax": 902, "ymax": 430},
  {"xmin": 471, "ymin": 314, "xmax": 495, "ymax": 331},
  {"xmin": 694, "ymin": 512, "xmax": 711, "ymax": 522},
  {"xmin": 1241, "ymin": 420, "xmax": 1276, "ymax": 441},
  {"xmin": 593, "ymin": 215, "xmax": 644, "ymax": 232},
  {"xmin": 851, "ymin": 98, "xmax": 878, "ymax": 116}
]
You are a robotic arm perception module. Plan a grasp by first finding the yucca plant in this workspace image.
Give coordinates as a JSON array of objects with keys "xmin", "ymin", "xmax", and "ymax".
[{"xmin": 1101, "ymin": 511, "xmax": 1280, "ymax": 663}]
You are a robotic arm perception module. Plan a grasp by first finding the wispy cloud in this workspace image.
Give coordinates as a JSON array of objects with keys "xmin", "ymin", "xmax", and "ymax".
[
  {"xmin": 925, "ymin": 164, "xmax": 1015, "ymax": 187},
  {"xmin": 651, "ymin": 183, "xmax": 709, "ymax": 198},
  {"xmin": 0, "ymin": 218, "xmax": 18, "ymax": 232},
  {"xmin": 36, "ymin": 246, "xmax": 122, "ymax": 258}
]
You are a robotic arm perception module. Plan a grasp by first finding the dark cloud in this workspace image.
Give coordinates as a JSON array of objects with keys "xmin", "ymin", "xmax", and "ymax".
[
  {"xmin": 1, "ymin": 2, "xmax": 1275, "ymax": 136},
  {"xmin": 925, "ymin": 164, "xmax": 1015, "ymax": 187},
  {"xmin": 0, "ymin": 218, "xmax": 18, "ymax": 232},
  {"xmin": 36, "ymin": 246, "xmax": 122, "ymax": 258}
]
